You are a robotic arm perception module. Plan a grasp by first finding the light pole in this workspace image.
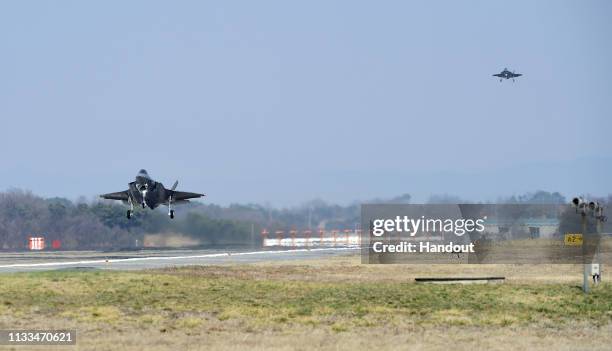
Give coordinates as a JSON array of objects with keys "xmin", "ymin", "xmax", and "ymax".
[{"xmin": 571, "ymin": 197, "xmax": 606, "ymax": 293}]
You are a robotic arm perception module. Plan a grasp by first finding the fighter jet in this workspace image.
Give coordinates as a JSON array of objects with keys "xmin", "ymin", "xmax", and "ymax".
[
  {"xmin": 493, "ymin": 68, "xmax": 522, "ymax": 82},
  {"xmin": 100, "ymin": 169, "xmax": 205, "ymax": 219}
]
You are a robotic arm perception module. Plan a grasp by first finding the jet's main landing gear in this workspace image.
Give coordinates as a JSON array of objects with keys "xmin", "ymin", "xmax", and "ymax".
[
  {"xmin": 127, "ymin": 196, "xmax": 135, "ymax": 220},
  {"xmin": 168, "ymin": 195, "xmax": 175, "ymax": 219}
]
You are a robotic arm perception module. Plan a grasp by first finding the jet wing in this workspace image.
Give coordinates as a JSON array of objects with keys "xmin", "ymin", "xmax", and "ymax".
[
  {"xmin": 493, "ymin": 73, "xmax": 503, "ymax": 77},
  {"xmin": 170, "ymin": 191, "xmax": 205, "ymax": 201},
  {"xmin": 100, "ymin": 191, "xmax": 129, "ymax": 201}
]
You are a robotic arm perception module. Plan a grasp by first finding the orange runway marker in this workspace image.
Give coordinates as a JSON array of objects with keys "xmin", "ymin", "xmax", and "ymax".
[
  {"xmin": 290, "ymin": 229, "xmax": 296, "ymax": 248},
  {"xmin": 304, "ymin": 230, "xmax": 312, "ymax": 249},
  {"xmin": 261, "ymin": 229, "xmax": 269, "ymax": 248},
  {"xmin": 275, "ymin": 230, "xmax": 284, "ymax": 247}
]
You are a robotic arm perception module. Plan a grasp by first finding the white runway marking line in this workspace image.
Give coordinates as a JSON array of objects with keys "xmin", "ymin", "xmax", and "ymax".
[{"xmin": 0, "ymin": 247, "xmax": 359, "ymax": 269}]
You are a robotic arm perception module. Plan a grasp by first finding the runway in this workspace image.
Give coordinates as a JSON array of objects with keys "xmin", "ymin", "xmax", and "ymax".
[{"xmin": 0, "ymin": 247, "xmax": 359, "ymax": 273}]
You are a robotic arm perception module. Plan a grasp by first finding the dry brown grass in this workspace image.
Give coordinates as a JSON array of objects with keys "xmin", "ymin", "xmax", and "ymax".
[
  {"xmin": 1, "ymin": 315, "xmax": 610, "ymax": 351},
  {"xmin": 162, "ymin": 255, "xmax": 588, "ymax": 284}
]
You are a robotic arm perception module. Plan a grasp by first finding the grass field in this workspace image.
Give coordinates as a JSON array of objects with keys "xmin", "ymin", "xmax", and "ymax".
[{"xmin": 0, "ymin": 255, "xmax": 611, "ymax": 350}]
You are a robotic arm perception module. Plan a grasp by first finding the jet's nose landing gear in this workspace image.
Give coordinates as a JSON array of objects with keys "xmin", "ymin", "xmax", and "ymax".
[
  {"xmin": 127, "ymin": 210, "xmax": 132, "ymax": 219},
  {"xmin": 141, "ymin": 202, "xmax": 146, "ymax": 209},
  {"xmin": 169, "ymin": 210, "xmax": 175, "ymax": 219}
]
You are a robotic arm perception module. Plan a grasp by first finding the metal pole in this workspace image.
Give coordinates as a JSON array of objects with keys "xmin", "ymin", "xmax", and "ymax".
[
  {"xmin": 596, "ymin": 215, "xmax": 603, "ymax": 284},
  {"xmin": 582, "ymin": 214, "xmax": 590, "ymax": 294}
]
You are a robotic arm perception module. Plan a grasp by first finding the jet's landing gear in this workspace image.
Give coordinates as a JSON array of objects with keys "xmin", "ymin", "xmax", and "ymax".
[
  {"xmin": 168, "ymin": 195, "xmax": 175, "ymax": 219},
  {"xmin": 127, "ymin": 197, "xmax": 135, "ymax": 220}
]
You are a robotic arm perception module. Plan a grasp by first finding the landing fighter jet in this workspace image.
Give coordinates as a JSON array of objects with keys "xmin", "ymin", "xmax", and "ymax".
[
  {"xmin": 100, "ymin": 169, "xmax": 205, "ymax": 219},
  {"xmin": 493, "ymin": 68, "xmax": 522, "ymax": 82}
]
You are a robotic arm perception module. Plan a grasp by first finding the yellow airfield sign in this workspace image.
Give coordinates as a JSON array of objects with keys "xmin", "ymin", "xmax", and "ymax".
[{"xmin": 564, "ymin": 233, "xmax": 583, "ymax": 246}]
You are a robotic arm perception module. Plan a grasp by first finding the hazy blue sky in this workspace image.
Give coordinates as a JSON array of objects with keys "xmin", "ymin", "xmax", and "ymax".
[{"xmin": 1, "ymin": 1, "xmax": 610, "ymax": 206}]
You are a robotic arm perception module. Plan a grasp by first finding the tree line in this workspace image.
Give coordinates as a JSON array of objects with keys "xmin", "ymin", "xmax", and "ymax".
[
  {"xmin": 0, "ymin": 190, "xmax": 253, "ymax": 250},
  {"xmin": 0, "ymin": 189, "xmax": 609, "ymax": 250}
]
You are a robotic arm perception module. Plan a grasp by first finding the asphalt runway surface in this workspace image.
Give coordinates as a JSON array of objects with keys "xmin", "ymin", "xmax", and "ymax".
[{"xmin": 0, "ymin": 247, "xmax": 359, "ymax": 273}]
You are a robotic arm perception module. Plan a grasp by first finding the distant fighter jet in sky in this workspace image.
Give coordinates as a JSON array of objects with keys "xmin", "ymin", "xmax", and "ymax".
[
  {"xmin": 100, "ymin": 169, "xmax": 205, "ymax": 219},
  {"xmin": 493, "ymin": 68, "xmax": 522, "ymax": 82}
]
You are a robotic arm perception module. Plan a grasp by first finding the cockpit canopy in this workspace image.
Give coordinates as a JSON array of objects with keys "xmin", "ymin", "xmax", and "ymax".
[{"xmin": 136, "ymin": 169, "xmax": 151, "ymax": 180}]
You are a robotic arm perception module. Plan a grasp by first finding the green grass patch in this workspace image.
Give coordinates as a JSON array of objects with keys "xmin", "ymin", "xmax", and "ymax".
[{"xmin": 0, "ymin": 268, "xmax": 610, "ymax": 331}]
